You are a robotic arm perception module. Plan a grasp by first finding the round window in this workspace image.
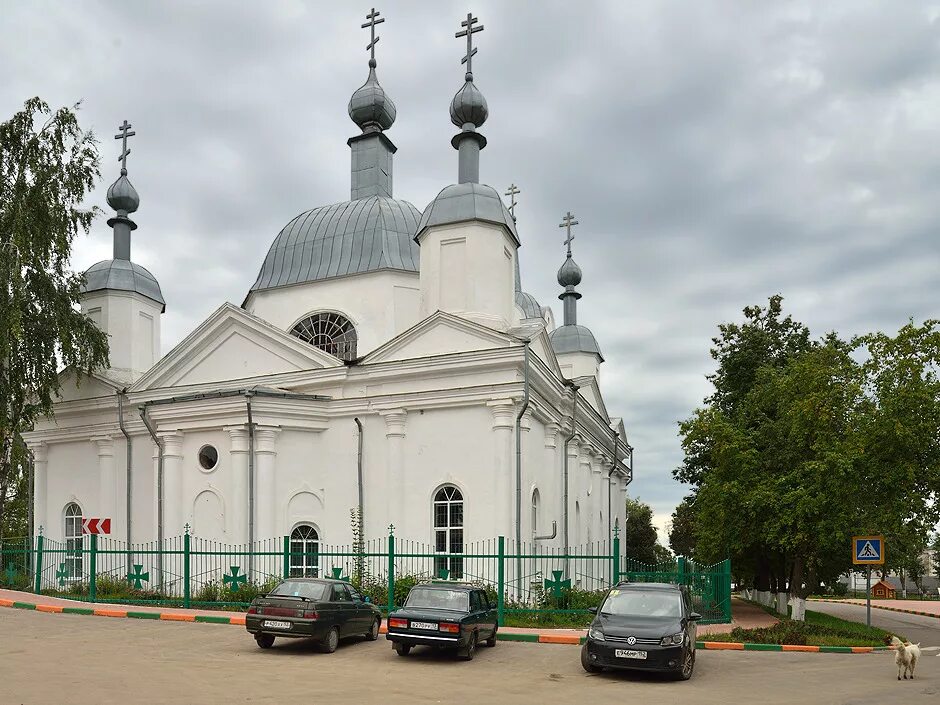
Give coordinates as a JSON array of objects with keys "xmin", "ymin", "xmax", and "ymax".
[{"xmin": 198, "ymin": 445, "xmax": 219, "ymax": 471}]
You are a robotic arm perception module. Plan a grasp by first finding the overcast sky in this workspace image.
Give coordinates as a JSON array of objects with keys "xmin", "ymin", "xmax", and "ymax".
[{"xmin": 4, "ymin": 1, "xmax": 940, "ymax": 543}]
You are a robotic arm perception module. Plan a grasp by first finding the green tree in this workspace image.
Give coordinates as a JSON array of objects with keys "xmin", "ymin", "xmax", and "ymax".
[
  {"xmin": 623, "ymin": 497, "xmax": 659, "ymax": 565},
  {"xmin": 0, "ymin": 98, "xmax": 109, "ymax": 534},
  {"xmin": 668, "ymin": 495, "xmax": 697, "ymax": 558}
]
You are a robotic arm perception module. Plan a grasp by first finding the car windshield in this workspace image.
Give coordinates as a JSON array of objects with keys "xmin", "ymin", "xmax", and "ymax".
[
  {"xmin": 268, "ymin": 581, "xmax": 329, "ymax": 601},
  {"xmin": 600, "ymin": 589, "xmax": 683, "ymax": 618},
  {"xmin": 404, "ymin": 588, "xmax": 469, "ymax": 611}
]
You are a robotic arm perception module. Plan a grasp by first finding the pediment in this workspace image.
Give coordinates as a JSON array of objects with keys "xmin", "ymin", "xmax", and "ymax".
[
  {"xmin": 362, "ymin": 311, "xmax": 519, "ymax": 365},
  {"xmin": 575, "ymin": 376, "xmax": 610, "ymax": 422},
  {"xmin": 132, "ymin": 303, "xmax": 342, "ymax": 391},
  {"xmin": 527, "ymin": 327, "xmax": 564, "ymax": 378},
  {"xmin": 54, "ymin": 368, "xmax": 122, "ymax": 402}
]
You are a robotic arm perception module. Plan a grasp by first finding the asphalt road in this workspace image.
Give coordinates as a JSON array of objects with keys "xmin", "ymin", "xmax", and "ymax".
[
  {"xmin": 2, "ymin": 608, "xmax": 940, "ymax": 705},
  {"xmin": 810, "ymin": 600, "xmax": 940, "ymax": 647}
]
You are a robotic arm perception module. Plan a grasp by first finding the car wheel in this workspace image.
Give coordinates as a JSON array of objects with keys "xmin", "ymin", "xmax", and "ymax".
[
  {"xmin": 366, "ymin": 618, "xmax": 380, "ymax": 641},
  {"xmin": 394, "ymin": 642, "xmax": 411, "ymax": 657},
  {"xmin": 486, "ymin": 630, "xmax": 497, "ymax": 648},
  {"xmin": 321, "ymin": 626, "xmax": 340, "ymax": 654},
  {"xmin": 580, "ymin": 644, "xmax": 602, "ymax": 673},
  {"xmin": 255, "ymin": 633, "xmax": 275, "ymax": 649},
  {"xmin": 458, "ymin": 632, "xmax": 477, "ymax": 661},
  {"xmin": 675, "ymin": 646, "xmax": 695, "ymax": 681}
]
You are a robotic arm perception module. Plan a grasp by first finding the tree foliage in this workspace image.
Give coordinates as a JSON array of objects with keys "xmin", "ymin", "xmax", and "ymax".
[
  {"xmin": 668, "ymin": 495, "xmax": 697, "ymax": 558},
  {"xmin": 676, "ymin": 296, "xmax": 940, "ymax": 616},
  {"xmin": 622, "ymin": 496, "xmax": 661, "ymax": 565},
  {"xmin": 0, "ymin": 97, "xmax": 109, "ymax": 535}
]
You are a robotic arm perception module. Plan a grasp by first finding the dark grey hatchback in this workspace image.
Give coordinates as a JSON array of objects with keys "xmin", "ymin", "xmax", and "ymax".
[
  {"xmin": 245, "ymin": 578, "xmax": 382, "ymax": 653},
  {"xmin": 581, "ymin": 582, "xmax": 701, "ymax": 680}
]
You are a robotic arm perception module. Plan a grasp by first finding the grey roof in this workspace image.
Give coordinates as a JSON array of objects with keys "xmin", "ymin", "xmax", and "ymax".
[
  {"xmin": 550, "ymin": 324, "xmax": 604, "ymax": 361},
  {"xmin": 516, "ymin": 291, "xmax": 542, "ymax": 319},
  {"xmin": 83, "ymin": 259, "xmax": 165, "ymax": 311},
  {"xmin": 250, "ymin": 195, "xmax": 422, "ymax": 291},
  {"xmin": 416, "ymin": 182, "xmax": 519, "ymax": 245}
]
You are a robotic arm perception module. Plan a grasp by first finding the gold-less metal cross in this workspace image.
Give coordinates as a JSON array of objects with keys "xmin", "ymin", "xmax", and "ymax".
[
  {"xmin": 456, "ymin": 12, "xmax": 483, "ymax": 75},
  {"xmin": 115, "ymin": 120, "xmax": 135, "ymax": 173},
  {"xmin": 362, "ymin": 8, "xmax": 385, "ymax": 63},
  {"xmin": 559, "ymin": 211, "xmax": 579, "ymax": 255},
  {"xmin": 505, "ymin": 184, "xmax": 520, "ymax": 218}
]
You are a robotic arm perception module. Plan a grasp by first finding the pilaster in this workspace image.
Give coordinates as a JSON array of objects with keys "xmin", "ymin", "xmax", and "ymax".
[{"xmin": 380, "ymin": 409, "xmax": 408, "ymax": 535}]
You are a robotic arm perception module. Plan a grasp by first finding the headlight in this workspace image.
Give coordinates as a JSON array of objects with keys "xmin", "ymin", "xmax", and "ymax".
[
  {"xmin": 588, "ymin": 625, "xmax": 606, "ymax": 642},
  {"xmin": 660, "ymin": 632, "xmax": 684, "ymax": 646}
]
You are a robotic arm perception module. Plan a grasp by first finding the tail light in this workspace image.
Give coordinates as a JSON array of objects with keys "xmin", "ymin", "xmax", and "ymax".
[
  {"xmin": 303, "ymin": 610, "xmax": 320, "ymax": 620},
  {"xmin": 388, "ymin": 618, "xmax": 408, "ymax": 629},
  {"xmin": 439, "ymin": 623, "xmax": 459, "ymax": 633},
  {"xmin": 247, "ymin": 606, "xmax": 260, "ymax": 615}
]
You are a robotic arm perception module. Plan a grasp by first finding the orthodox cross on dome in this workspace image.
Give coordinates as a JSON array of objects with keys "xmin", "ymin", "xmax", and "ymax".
[
  {"xmin": 362, "ymin": 8, "xmax": 385, "ymax": 65},
  {"xmin": 505, "ymin": 183, "xmax": 520, "ymax": 220},
  {"xmin": 115, "ymin": 120, "xmax": 135, "ymax": 174},
  {"xmin": 559, "ymin": 211, "xmax": 579, "ymax": 256},
  {"xmin": 456, "ymin": 12, "xmax": 483, "ymax": 76}
]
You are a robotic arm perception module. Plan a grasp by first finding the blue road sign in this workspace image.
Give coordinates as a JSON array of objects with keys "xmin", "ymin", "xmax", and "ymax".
[{"xmin": 853, "ymin": 536, "xmax": 884, "ymax": 565}]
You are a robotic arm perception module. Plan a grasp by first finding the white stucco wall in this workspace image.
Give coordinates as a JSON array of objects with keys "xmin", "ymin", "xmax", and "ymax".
[{"xmin": 81, "ymin": 290, "xmax": 162, "ymax": 381}]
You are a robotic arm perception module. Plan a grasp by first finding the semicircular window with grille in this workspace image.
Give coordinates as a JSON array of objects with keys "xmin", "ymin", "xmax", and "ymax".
[{"xmin": 290, "ymin": 312, "xmax": 358, "ymax": 361}]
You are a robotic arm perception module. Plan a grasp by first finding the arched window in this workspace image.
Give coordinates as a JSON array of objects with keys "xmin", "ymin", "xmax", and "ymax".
[
  {"xmin": 290, "ymin": 312, "xmax": 357, "ymax": 361},
  {"xmin": 64, "ymin": 503, "xmax": 83, "ymax": 580},
  {"xmin": 289, "ymin": 524, "xmax": 320, "ymax": 578},
  {"xmin": 531, "ymin": 489, "xmax": 541, "ymax": 538},
  {"xmin": 433, "ymin": 485, "xmax": 463, "ymax": 579}
]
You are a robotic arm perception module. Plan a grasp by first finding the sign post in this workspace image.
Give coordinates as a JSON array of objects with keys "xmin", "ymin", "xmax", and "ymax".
[{"xmin": 853, "ymin": 535, "xmax": 885, "ymax": 627}]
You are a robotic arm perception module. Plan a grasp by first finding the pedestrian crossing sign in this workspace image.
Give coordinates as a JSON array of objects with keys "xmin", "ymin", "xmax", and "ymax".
[{"xmin": 853, "ymin": 536, "xmax": 884, "ymax": 565}]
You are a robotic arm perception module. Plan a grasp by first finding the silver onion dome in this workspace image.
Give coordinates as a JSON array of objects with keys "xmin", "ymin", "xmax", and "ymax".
[
  {"xmin": 557, "ymin": 256, "xmax": 582, "ymax": 288},
  {"xmin": 348, "ymin": 61, "xmax": 397, "ymax": 133},
  {"xmin": 450, "ymin": 76, "xmax": 488, "ymax": 128},
  {"xmin": 106, "ymin": 172, "xmax": 139, "ymax": 214}
]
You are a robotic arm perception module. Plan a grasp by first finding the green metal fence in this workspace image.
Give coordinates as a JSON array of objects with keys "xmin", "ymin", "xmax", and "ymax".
[{"xmin": 0, "ymin": 529, "xmax": 732, "ymax": 625}]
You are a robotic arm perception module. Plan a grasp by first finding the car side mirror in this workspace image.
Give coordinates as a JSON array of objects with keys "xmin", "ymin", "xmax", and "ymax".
[
  {"xmin": 588, "ymin": 606, "xmax": 597, "ymax": 614},
  {"xmin": 689, "ymin": 612, "xmax": 702, "ymax": 621},
  {"xmin": 364, "ymin": 596, "xmax": 371, "ymax": 604}
]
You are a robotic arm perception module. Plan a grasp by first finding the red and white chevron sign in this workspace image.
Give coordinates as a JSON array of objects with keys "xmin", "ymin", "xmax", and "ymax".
[{"xmin": 82, "ymin": 518, "xmax": 111, "ymax": 535}]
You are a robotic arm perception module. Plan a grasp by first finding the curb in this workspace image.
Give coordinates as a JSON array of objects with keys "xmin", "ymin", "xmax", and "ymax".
[
  {"xmin": 810, "ymin": 598, "xmax": 940, "ymax": 620},
  {"xmin": 696, "ymin": 640, "xmax": 889, "ymax": 653}
]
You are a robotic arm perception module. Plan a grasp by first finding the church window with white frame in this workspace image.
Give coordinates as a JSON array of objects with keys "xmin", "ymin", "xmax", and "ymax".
[
  {"xmin": 289, "ymin": 312, "xmax": 358, "ymax": 361},
  {"xmin": 433, "ymin": 485, "xmax": 463, "ymax": 579},
  {"xmin": 289, "ymin": 524, "xmax": 320, "ymax": 578},
  {"xmin": 531, "ymin": 488, "xmax": 541, "ymax": 538},
  {"xmin": 64, "ymin": 503, "xmax": 83, "ymax": 580}
]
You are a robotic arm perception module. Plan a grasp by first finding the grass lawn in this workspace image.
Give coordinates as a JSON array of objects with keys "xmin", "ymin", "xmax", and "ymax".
[{"xmin": 705, "ymin": 608, "xmax": 899, "ymax": 647}]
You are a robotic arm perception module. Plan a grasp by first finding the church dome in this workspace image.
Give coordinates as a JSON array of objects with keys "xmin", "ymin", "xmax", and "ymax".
[
  {"xmin": 106, "ymin": 173, "xmax": 139, "ymax": 214},
  {"xmin": 515, "ymin": 291, "xmax": 542, "ymax": 319},
  {"xmin": 250, "ymin": 195, "xmax": 422, "ymax": 291},
  {"xmin": 550, "ymin": 324, "xmax": 604, "ymax": 361},
  {"xmin": 450, "ymin": 77, "xmax": 488, "ymax": 128},
  {"xmin": 416, "ymin": 182, "xmax": 519, "ymax": 245},
  {"xmin": 348, "ymin": 64, "xmax": 396, "ymax": 133},
  {"xmin": 557, "ymin": 256, "xmax": 582, "ymax": 288},
  {"xmin": 82, "ymin": 259, "xmax": 165, "ymax": 311}
]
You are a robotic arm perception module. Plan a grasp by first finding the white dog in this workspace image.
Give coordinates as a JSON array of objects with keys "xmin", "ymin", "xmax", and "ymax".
[{"xmin": 889, "ymin": 635, "xmax": 921, "ymax": 680}]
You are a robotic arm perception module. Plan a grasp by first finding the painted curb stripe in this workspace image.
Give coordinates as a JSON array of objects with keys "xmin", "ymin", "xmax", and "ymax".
[
  {"xmin": 539, "ymin": 634, "xmax": 581, "ymax": 645},
  {"xmin": 496, "ymin": 633, "xmax": 539, "ymax": 643},
  {"xmin": 229, "ymin": 616, "xmax": 246, "ymax": 626},
  {"xmin": 743, "ymin": 643, "xmax": 782, "ymax": 651},
  {"xmin": 36, "ymin": 604, "xmax": 63, "ymax": 614},
  {"xmin": 12, "ymin": 602, "xmax": 37, "ymax": 610},
  {"xmin": 127, "ymin": 611, "xmax": 161, "ymax": 620},
  {"xmin": 781, "ymin": 645, "xmax": 819, "ymax": 652},
  {"xmin": 697, "ymin": 641, "xmax": 889, "ymax": 653},
  {"xmin": 195, "ymin": 615, "xmax": 231, "ymax": 624},
  {"xmin": 93, "ymin": 609, "xmax": 127, "ymax": 618},
  {"xmin": 62, "ymin": 607, "xmax": 94, "ymax": 615},
  {"xmin": 159, "ymin": 613, "xmax": 195, "ymax": 622},
  {"xmin": 0, "ymin": 599, "xmax": 13, "ymax": 607},
  {"xmin": 700, "ymin": 641, "xmax": 744, "ymax": 650}
]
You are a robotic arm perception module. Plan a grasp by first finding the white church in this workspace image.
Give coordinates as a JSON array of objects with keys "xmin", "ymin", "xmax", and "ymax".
[{"xmin": 23, "ymin": 12, "xmax": 633, "ymax": 580}]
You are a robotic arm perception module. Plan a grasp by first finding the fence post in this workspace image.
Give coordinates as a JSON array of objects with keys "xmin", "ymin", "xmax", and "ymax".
[
  {"xmin": 33, "ymin": 533, "xmax": 44, "ymax": 594},
  {"xmin": 282, "ymin": 536, "xmax": 290, "ymax": 579},
  {"xmin": 677, "ymin": 556, "xmax": 686, "ymax": 584},
  {"xmin": 612, "ymin": 530, "xmax": 620, "ymax": 584},
  {"xmin": 89, "ymin": 534, "xmax": 97, "ymax": 603},
  {"xmin": 387, "ymin": 526, "xmax": 395, "ymax": 614},
  {"xmin": 497, "ymin": 536, "xmax": 505, "ymax": 627},
  {"xmin": 183, "ymin": 530, "xmax": 191, "ymax": 609}
]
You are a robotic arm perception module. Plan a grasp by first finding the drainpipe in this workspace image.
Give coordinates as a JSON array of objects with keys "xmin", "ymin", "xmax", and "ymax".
[
  {"xmin": 534, "ymin": 521, "xmax": 557, "ymax": 541},
  {"xmin": 607, "ymin": 429, "xmax": 619, "ymax": 541},
  {"xmin": 562, "ymin": 385, "xmax": 578, "ymax": 572},
  {"xmin": 246, "ymin": 392, "xmax": 255, "ymax": 577},
  {"xmin": 118, "ymin": 389, "xmax": 133, "ymax": 567},
  {"xmin": 514, "ymin": 343, "xmax": 530, "ymax": 595},
  {"xmin": 354, "ymin": 418, "xmax": 364, "ymax": 542},
  {"xmin": 139, "ymin": 405, "xmax": 163, "ymax": 586}
]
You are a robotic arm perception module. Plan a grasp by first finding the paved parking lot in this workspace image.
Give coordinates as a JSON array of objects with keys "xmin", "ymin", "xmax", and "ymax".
[{"xmin": 2, "ymin": 608, "xmax": 940, "ymax": 704}]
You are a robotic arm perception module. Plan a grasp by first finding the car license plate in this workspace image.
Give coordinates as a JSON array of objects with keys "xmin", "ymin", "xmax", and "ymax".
[
  {"xmin": 615, "ymin": 649, "xmax": 647, "ymax": 660},
  {"xmin": 410, "ymin": 621, "xmax": 438, "ymax": 630},
  {"xmin": 262, "ymin": 620, "xmax": 292, "ymax": 630}
]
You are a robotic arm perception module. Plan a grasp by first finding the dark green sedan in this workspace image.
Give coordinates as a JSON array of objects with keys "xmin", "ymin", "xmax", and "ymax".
[
  {"xmin": 386, "ymin": 582, "xmax": 498, "ymax": 660},
  {"xmin": 245, "ymin": 578, "xmax": 382, "ymax": 653}
]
